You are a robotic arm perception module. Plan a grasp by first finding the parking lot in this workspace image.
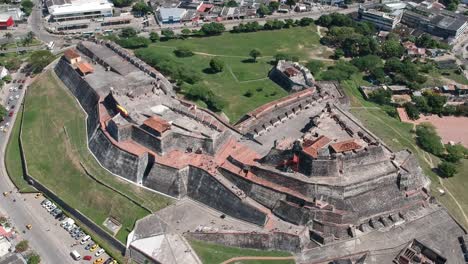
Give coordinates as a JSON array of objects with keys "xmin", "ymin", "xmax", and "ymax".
[
  {"xmin": 0, "ymin": 66, "xmax": 29, "ymax": 135},
  {"xmin": 27, "ymin": 194, "xmax": 113, "ymax": 263}
]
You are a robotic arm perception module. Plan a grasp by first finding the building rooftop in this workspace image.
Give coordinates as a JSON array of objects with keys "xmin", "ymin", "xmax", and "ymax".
[
  {"xmin": 302, "ymin": 135, "xmax": 331, "ymax": 158},
  {"xmin": 76, "ymin": 61, "xmax": 94, "ymax": 74},
  {"xmin": 47, "ymin": 0, "xmax": 113, "ymax": 16},
  {"xmin": 64, "ymin": 48, "xmax": 81, "ymax": 60},
  {"xmin": 143, "ymin": 116, "xmax": 171, "ymax": 134},
  {"xmin": 330, "ymin": 139, "xmax": 362, "ymax": 153}
]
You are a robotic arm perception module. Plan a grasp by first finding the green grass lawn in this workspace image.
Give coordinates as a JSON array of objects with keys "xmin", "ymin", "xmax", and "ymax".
[
  {"xmin": 136, "ymin": 26, "xmax": 328, "ymax": 122},
  {"xmin": 189, "ymin": 240, "xmax": 294, "ymax": 264},
  {"xmin": 340, "ymin": 73, "xmax": 468, "ymax": 227},
  {"xmin": 18, "ymin": 70, "xmax": 173, "ymax": 243},
  {"xmin": 4, "ymin": 105, "xmax": 36, "ymax": 192}
]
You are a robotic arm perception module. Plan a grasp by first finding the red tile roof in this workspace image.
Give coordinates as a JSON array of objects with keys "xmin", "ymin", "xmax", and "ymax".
[
  {"xmin": 76, "ymin": 62, "xmax": 94, "ymax": 74},
  {"xmin": 284, "ymin": 67, "xmax": 299, "ymax": 77},
  {"xmin": 330, "ymin": 139, "xmax": 362, "ymax": 153},
  {"xmin": 143, "ymin": 116, "xmax": 171, "ymax": 134},
  {"xmin": 64, "ymin": 49, "xmax": 80, "ymax": 60},
  {"xmin": 302, "ymin": 135, "xmax": 331, "ymax": 158}
]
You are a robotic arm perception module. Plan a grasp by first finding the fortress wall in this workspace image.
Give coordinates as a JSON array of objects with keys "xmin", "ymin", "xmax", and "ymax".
[
  {"xmin": 144, "ymin": 163, "xmax": 188, "ymax": 198},
  {"xmin": 187, "ymin": 167, "xmax": 267, "ymax": 226},
  {"xmin": 252, "ymin": 166, "xmax": 344, "ymax": 199},
  {"xmin": 311, "ymin": 220, "xmax": 349, "ymax": 239},
  {"xmin": 343, "ymin": 172, "xmax": 398, "ymax": 198},
  {"xmin": 310, "ymin": 159, "xmax": 339, "ymax": 177},
  {"xmin": 162, "ymin": 132, "xmax": 214, "ymax": 155},
  {"xmin": 340, "ymin": 145, "xmax": 387, "ymax": 169},
  {"xmin": 221, "ymin": 169, "xmax": 286, "ymax": 209},
  {"xmin": 54, "ymin": 58, "xmax": 100, "ymax": 138},
  {"xmin": 186, "ymin": 231, "xmax": 302, "ymax": 253},
  {"xmin": 272, "ymin": 200, "xmax": 311, "ymax": 225},
  {"xmin": 89, "ymin": 129, "xmax": 143, "ymax": 182},
  {"xmin": 212, "ymin": 130, "xmax": 232, "ymax": 153},
  {"xmin": 131, "ymin": 126, "xmax": 163, "ymax": 154}
]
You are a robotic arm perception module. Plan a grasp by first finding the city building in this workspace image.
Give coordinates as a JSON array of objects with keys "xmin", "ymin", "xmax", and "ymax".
[
  {"xmin": 401, "ymin": 1, "xmax": 468, "ymax": 40},
  {"xmin": 0, "ymin": 66, "xmax": 9, "ymax": 79},
  {"xmin": 358, "ymin": 5, "xmax": 402, "ymax": 31},
  {"xmin": 45, "ymin": 0, "xmax": 114, "ymax": 22},
  {"xmin": 0, "ymin": 6, "xmax": 24, "ymax": 22},
  {"xmin": 157, "ymin": 7, "xmax": 187, "ymax": 23},
  {"xmin": 0, "ymin": 14, "xmax": 13, "ymax": 29}
]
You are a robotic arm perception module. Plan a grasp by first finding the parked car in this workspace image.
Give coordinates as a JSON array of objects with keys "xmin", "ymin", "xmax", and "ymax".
[
  {"xmin": 95, "ymin": 248, "xmax": 105, "ymax": 257},
  {"xmin": 85, "ymin": 242, "xmax": 95, "ymax": 251},
  {"xmin": 93, "ymin": 258, "xmax": 104, "ymax": 264},
  {"xmin": 83, "ymin": 255, "xmax": 92, "ymax": 261},
  {"xmin": 10, "ymin": 105, "xmax": 14, "ymax": 109},
  {"xmin": 80, "ymin": 235, "xmax": 91, "ymax": 245},
  {"xmin": 103, "ymin": 258, "xmax": 115, "ymax": 264},
  {"xmin": 55, "ymin": 213, "xmax": 65, "ymax": 220},
  {"xmin": 8, "ymin": 111, "xmax": 13, "ymax": 117},
  {"xmin": 90, "ymin": 244, "xmax": 99, "ymax": 252}
]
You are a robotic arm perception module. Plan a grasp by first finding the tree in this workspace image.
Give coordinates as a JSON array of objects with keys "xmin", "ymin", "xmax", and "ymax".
[
  {"xmin": 274, "ymin": 53, "xmax": 291, "ymax": 62},
  {"xmin": 132, "ymin": 1, "xmax": 152, "ymax": 15},
  {"xmin": 333, "ymin": 49, "xmax": 344, "ymax": 59},
  {"xmin": 445, "ymin": 143, "xmax": 467, "ymax": 163},
  {"xmin": 174, "ymin": 47, "xmax": 194, "ymax": 57},
  {"xmin": 415, "ymin": 123, "xmax": 445, "ymax": 156},
  {"xmin": 116, "ymin": 36, "xmax": 150, "ymax": 49},
  {"xmin": 181, "ymin": 28, "xmax": 191, "ymax": 37},
  {"xmin": 404, "ymin": 102, "xmax": 420, "ymax": 120},
  {"xmin": 369, "ymin": 89, "xmax": 392, "ymax": 105},
  {"xmin": 285, "ymin": 0, "xmax": 295, "ymax": 8},
  {"xmin": 226, "ymin": 0, "xmax": 238, "ymax": 7},
  {"xmin": 15, "ymin": 240, "xmax": 29, "ymax": 253},
  {"xmin": 27, "ymin": 253, "xmax": 41, "ymax": 264},
  {"xmin": 438, "ymin": 161, "xmax": 457, "ymax": 177},
  {"xmin": 351, "ymin": 55, "xmax": 383, "ymax": 72},
  {"xmin": 305, "ymin": 60, "xmax": 324, "ymax": 75},
  {"xmin": 161, "ymin": 29, "xmax": 175, "ymax": 40},
  {"xmin": 21, "ymin": 0, "xmax": 34, "ymax": 16},
  {"xmin": 28, "ymin": 50, "xmax": 55, "ymax": 74},
  {"xmin": 380, "ymin": 39, "xmax": 404, "ymax": 59},
  {"xmin": 249, "ymin": 49, "xmax": 261, "ymax": 62},
  {"xmin": 4, "ymin": 32, "xmax": 12, "ymax": 41},
  {"xmin": 256, "ymin": 4, "xmax": 270, "ymax": 17},
  {"xmin": 0, "ymin": 104, "xmax": 7, "ymax": 118},
  {"xmin": 112, "ymin": 0, "xmax": 133, "ymax": 7},
  {"xmin": 22, "ymin": 31, "xmax": 34, "ymax": 46},
  {"xmin": 201, "ymin": 22, "xmax": 225, "ymax": 36},
  {"xmin": 268, "ymin": 1, "xmax": 279, "ymax": 10},
  {"xmin": 120, "ymin": 27, "xmax": 137, "ymax": 38},
  {"xmin": 209, "ymin": 58, "xmax": 224, "ymax": 73},
  {"xmin": 426, "ymin": 93, "xmax": 447, "ymax": 114},
  {"xmin": 149, "ymin": 32, "xmax": 159, "ymax": 42}
]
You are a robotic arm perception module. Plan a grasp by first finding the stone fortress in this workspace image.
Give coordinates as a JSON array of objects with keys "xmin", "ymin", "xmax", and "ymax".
[{"xmin": 55, "ymin": 40, "xmax": 467, "ymax": 264}]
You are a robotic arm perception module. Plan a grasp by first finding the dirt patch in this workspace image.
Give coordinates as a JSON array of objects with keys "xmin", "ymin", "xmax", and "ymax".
[{"xmin": 400, "ymin": 110, "xmax": 468, "ymax": 147}]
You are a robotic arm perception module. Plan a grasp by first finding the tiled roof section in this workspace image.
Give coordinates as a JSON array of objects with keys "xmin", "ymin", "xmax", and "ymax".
[
  {"xmin": 143, "ymin": 116, "xmax": 171, "ymax": 134},
  {"xmin": 247, "ymin": 88, "xmax": 314, "ymax": 118},
  {"xmin": 302, "ymin": 135, "xmax": 332, "ymax": 158},
  {"xmin": 76, "ymin": 62, "xmax": 94, "ymax": 74},
  {"xmin": 330, "ymin": 139, "xmax": 362, "ymax": 153},
  {"xmin": 64, "ymin": 48, "xmax": 80, "ymax": 60}
]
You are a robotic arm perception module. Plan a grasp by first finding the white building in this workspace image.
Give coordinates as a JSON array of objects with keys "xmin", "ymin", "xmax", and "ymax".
[
  {"xmin": 157, "ymin": 7, "xmax": 186, "ymax": 24},
  {"xmin": 45, "ymin": 0, "xmax": 113, "ymax": 22},
  {"xmin": 0, "ymin": 67, "xmax": 9, "ymax": 79},
  {"xmin": 358, "ymin": 5, "xmax": 402, "ymax": 31}
]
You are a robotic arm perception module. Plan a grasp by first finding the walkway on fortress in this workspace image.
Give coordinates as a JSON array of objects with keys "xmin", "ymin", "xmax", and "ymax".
[{"xmin": 221, "ymin": 256, "xmax": 296, "ymax": 264}]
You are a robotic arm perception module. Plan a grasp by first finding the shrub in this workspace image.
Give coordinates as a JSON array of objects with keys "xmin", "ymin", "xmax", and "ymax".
[
  {"xmin": 404, "ymin": 102, "xmax": 420, "ymax": 120},
  {"xmin": 306, "ymin": 60, "xmax": 324, "ymax": 75},
  {"xmin": 174, "ymin": 47, "xmax": 194, "ymax": 57},
  {"xmin": 116, "ymin": 36, "xmax": 150, "ymax": 49},
  {"xmin": 27, "ymin": 253, "xmax": 40, "ymax": 264},
  {"xmin": 415, "ymin": 123, "xmax": 444, "ymax": 156},
  {"xmin": 244, "ymin": 90, "xmax": 253, "ymax": 97},
  {"xmin": 368, "ymin": 89, "xmax": 392, "ymax": 105},
  {"xmin": 445, "ymin": 143, "xmax": 467, "ymax": 163},
  {"xmin": 15, "ymin": 240, "xmax": 29, "ymax": 253},
  {"xmin": 209, "ymin": 58, "xmax": 224, "ymax": 73},
  {"xmin": 200, "ymin": 22, "xmax": 225, "ymax": 35},
  {"xmin": 438, "ymin": 161, "xmax": 458, "ymax": 177},
  {"xmin": 149, "ymin": 32, "xmax": 159, "ymax": 42},
  {"xmin": 120, "ymin": 27, "xmax": 137, "ymax": 38}
]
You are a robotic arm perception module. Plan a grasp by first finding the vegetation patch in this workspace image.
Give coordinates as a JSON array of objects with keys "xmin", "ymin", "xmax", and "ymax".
[{"xmin": 189, "ymin": 240, "xmax": 294, "ymax": 264}]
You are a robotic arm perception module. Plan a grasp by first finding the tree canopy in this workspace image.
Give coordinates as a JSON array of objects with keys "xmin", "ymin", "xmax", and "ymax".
[
  {"xmin": 209, "ymin": 58, "xmax": 224, "ymax": 73},
  {"xmin": 415, "ymin": 123, "xmax": 444, "ymax": 156},
  {"xmin": 249, "ymin": 49, "xmax": 261, "ymax": 62},
  {"xmin": 28, "ymin": 50, "xmax": 55, "ymax": 74},
  {"xmin": 201, "ymin": 22, "xmax": 225, "ymax": 35}
]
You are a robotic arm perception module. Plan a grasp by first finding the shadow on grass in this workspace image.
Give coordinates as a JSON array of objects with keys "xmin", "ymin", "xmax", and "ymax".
[
  {"xmin": 242, "ymin": 58, "xmax": 256, "ymax": 63},
  {"xmin": 202, "ymin": 68, "xmax": 217, "ymax": 74}
]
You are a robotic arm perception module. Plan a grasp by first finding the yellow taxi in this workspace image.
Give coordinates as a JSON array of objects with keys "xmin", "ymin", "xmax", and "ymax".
[
  {"xmin": 34, "ymin": 193, "xmax": 43, "ymax": 199},
  {"xmin": 93, "ymin": 258, "xmax": 104, "ymax": 264},
  {"xmin": 26, "ymin": 224, "xmax": 32, "ymax": 230},
  {"xmin": 90, "ymin": 244, "xmax": 99, "ymax": 252},
  {"xmin": 2, "ymin": 192, "xmax": 8, "ymax": 197}
]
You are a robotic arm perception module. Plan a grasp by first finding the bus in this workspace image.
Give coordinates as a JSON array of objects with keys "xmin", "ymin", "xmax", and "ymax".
[{"xmin": 47, "ymin": 41, "xmax": 55, "ymax": 50}]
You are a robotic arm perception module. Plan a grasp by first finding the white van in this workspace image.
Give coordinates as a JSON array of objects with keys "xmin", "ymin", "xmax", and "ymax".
[
  {"xmin": 80, "ymin": 235, "xmax": 91, "ymax": 245},
  {"xmin": 70, "ymin": 250, "xmax": 81, "ymax": 261}
]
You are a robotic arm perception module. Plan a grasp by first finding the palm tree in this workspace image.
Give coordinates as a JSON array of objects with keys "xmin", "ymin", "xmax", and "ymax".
[{"xmin": 4, "ymin": 32, "xmax": 13, "ymax": 41}]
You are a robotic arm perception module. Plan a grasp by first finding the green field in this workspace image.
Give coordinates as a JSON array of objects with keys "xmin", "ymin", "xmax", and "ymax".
[
  {"xmin": 189, "ymin": 240, "xmax": 294, "ymax": 264},
  {"xmin": 137, "ymin": 26, "xmax": 330, "ymax": 122},
  {"xmin": 15, "ymin": 70, "xmax": 173, "ymax": 243},
  {"xmin": 5, "ymin": 105, "xmax": 36, "ymax": 192},
  {"xmin": 340, "ymin": 73, "xmax": 468, "ymax": 228}
]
